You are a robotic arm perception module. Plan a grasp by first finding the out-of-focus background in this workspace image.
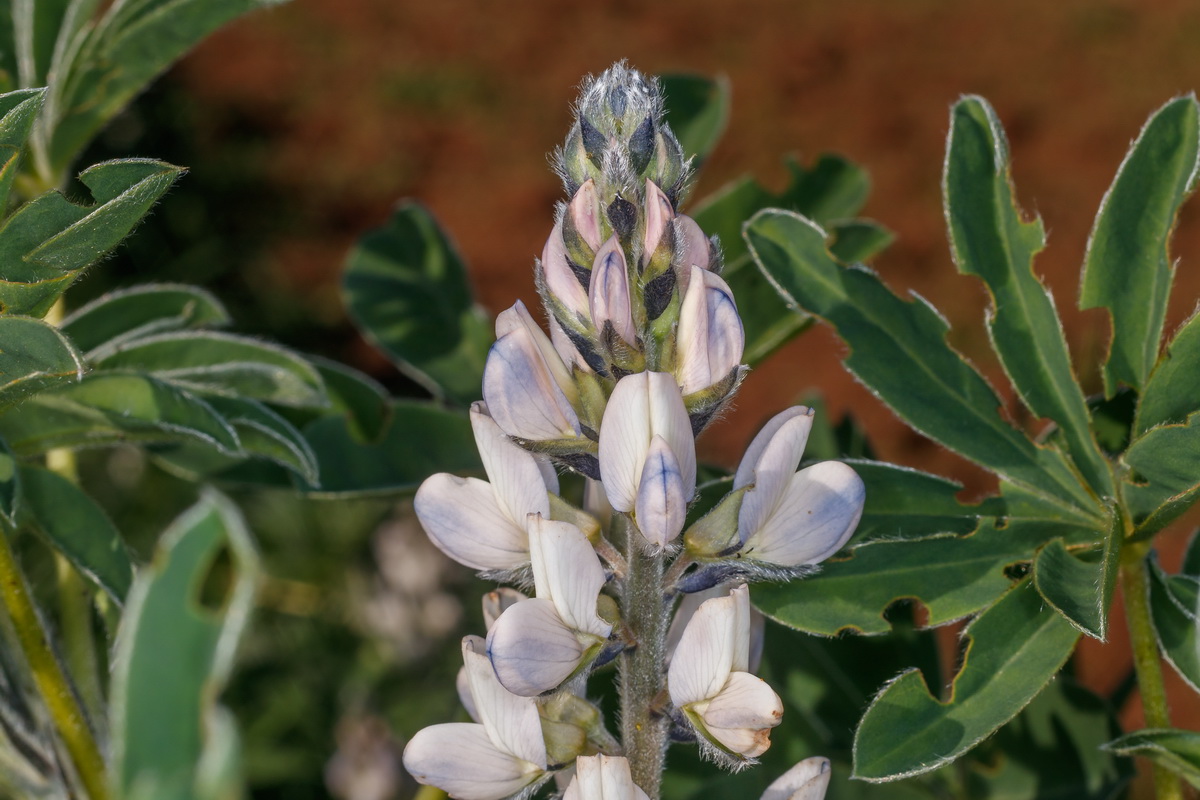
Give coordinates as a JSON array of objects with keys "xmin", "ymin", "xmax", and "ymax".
[{"xmin": 79, "ymin": 1, "xmax": 1200, "ymax": 797}]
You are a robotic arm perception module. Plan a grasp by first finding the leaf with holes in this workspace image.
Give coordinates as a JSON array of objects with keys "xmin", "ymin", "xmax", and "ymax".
[
  {"xmin": 0, "ymin": 159, "xmax": 184, "ymax": 316},
  {"xmin": 0, "ymin": 316, "xmax": 83, "ymax": 411},
  {"xmin": 746, "ymin": 209, "xmax": 1100, "ymax": 518},
  {"xmin": 944, "ymin": 96, "xmax": 1110, "ymax": 497},
  {"xmin": 1123, "ymin": 410, "xmax": 1200, "ymax": 537},
  {"xmin": 1081, "ymin": 95, "xmax": 1200, "ymax": 396},
  {"xmin": 61, "ymin": 284, "xmax": 230, "ymax": 357},
  {"xmin": 18, "ymin": 465, "xmax": 132, "ymax": 602},
  {"xmin": 852, "ymin": 579, "xmax": 1079, "ymax": 781},
  {"xmin": 1137, "ymin": 309, "xmax": 1200, "ymax": 435},
  {"xmin": 110, "ymin": 490, "xmax": 259, "ymax": 800},
  {"xmin": 754, "ymin": 519, "xmax": 1093, "ymax": 636},
  {"xmin": 343, "ymin": 202, "xmax": 492, "ymax": 405}
]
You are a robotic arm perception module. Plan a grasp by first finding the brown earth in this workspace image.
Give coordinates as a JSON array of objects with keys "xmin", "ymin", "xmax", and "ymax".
[{"xmin": 172, "ymin": 1, "xmax": 1200, "ymax": 794}]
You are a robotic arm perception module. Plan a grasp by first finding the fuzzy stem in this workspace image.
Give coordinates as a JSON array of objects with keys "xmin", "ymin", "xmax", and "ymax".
[
  {"xmin": 618, "ymin": 514, "xmax": 669, "ymax": 798},
  {"xmin": 1120, "ymin": 539, "xmax": 1182, "ymax": 800},
  {"xmin": 0, "ymin": 528, "xmax": 108, "ymax": 800}
]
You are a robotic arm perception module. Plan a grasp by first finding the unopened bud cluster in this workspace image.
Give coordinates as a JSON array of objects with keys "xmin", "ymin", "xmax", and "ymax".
[{"xmin": 404, "ymin": 63, "xmax": 865, "ymax": 800}]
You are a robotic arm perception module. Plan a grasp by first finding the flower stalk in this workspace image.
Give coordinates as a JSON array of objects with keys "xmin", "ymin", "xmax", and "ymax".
[{"xmin": 1119, "ymin": 538, "xmax": 1182, "ymax": 800}]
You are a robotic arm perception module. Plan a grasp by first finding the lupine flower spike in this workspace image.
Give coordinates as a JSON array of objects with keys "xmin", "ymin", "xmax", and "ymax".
[{"xmin": 407, "ymin": 61, "xmax": 863, "ymax": 800}]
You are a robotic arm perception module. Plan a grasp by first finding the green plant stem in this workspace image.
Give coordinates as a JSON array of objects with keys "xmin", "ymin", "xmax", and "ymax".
[
  {"xmin": 0, "ymin": 528, "xmax": 108, "ymax": 800},
  {"xmin": 44, "ymin": 299, "xmax": 105, "ymax": 723},
  {"xmin": 618, "ymin": 514, "xmax": 669, "ymax": 799},
  {"xmin": 1120, "ymin": 539, "xmax": 1182, "ymax": 800}
]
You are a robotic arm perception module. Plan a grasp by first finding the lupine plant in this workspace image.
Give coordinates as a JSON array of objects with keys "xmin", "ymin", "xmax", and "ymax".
[{"xmin": 401, "ymin": 64, "xmax": 862, "ymax": 800}]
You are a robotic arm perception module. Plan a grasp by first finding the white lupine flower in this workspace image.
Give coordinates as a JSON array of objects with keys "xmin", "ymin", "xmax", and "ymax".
[
  {"xmin": 598, "ymin": 372, "xmax": 696, "ymax": 521},
  {"xmin": 414, "ymin": 403, "xmax": 556, "ymax": 570},
  {"xmin": 667, "ymin": 584, "xmax": 782, "ymax": 761},
  {"xmin": 562, "ymin": 755, "xmax": 650, "ymax": 800},
  {"xmin": 541, "ymin": 216, "xmax": 592, "ymax": 323},
  {"xmin": 487, "ymin": 515, "xmax": 612, "ymax": 696},
  {"xmin": 568, "ymin": 179, "xmax": 603, "ymax": 252},
  {"xmin": 675, "ymin": 215, "xmax": 710, "ymax": 294},
  {"xmin": 634, "ymin": 435, "xmax": 688, "ymax": 549},
  {"xmin": 496, "ymin": 300, "xmax": 579, "ymax": 406},
  {"xmin": 761, "ymin": 757, "xmax": 832, "ymax": 800},
  {"xmin": 734, "ymin": 407, "xmax": 865, "ymax": 566},
  {"xmin": 675, "ymin": 265, "xmax": 744, "ymax": 396},
  {"xmin": 483, "ymin": 316, "xmax": 582, "ymax": 442},
  {"xmin": 590, "ymin": 235, "xmax": 638, "ymax": 347},
  {"xmin": 643, "ymin": 179, "xmax": 674, "ymax": 258},
  {"xmin": 403, "ymin": 637, "xmax": 548, "ymax": 800},
  {"xmin": 666, "ymin": 585, "xmax": 764, "ymax": 674}
]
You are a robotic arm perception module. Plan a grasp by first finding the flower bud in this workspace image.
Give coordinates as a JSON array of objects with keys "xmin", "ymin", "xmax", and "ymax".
[
  {"xmin": 761, "ymin": 757, "xmax": 832, "ymax": 800},
  {"xmin": 563, "ymin": 755, "xmax": 651, "ymax": 800},
  {"xmin": 675, "ymin": 215, "xmax": 712, "ymax": 294},
  {"xmin": 597, "ymin": 372, "xmax": 696, "ymax": 516},
  {"xmin": 496, "ymin": 300, "xmax": 578, "ymax": 405},
  {"xmin": 634, "ymin": 435, "xmax": 688, "ymax": 549},
  {"xmin": 676, "ymin": 265, "xmax": 744, "ymax": 397},
  {"xmin": 590, "ymin": 235, "xmax": 638, "ymax": 348},
  {"xmin": 540, "ymin": 217, "xmax": 592, "ymax": 326},
  {"xmin": 643, "ymin": 179, "xmax": 675, "ymax": 266},
  {"xmin": 564, "ymin": 179, "xmax": 604, "ymax": 261},
  {"xmin": 735, "ymin": 407, "xmax": 866, "ymax": 566},
  {"xmin": 483, "ymin": 321, "xmax": 582, "ymax": 443}
]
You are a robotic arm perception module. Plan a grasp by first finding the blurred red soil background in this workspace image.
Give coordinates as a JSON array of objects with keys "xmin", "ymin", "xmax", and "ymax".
[{"xmin": 122, "ymin": 0, "xmax": 1200, "ymax": 790}]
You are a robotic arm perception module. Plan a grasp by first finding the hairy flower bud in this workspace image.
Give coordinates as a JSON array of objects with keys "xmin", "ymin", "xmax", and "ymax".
[
  {"xmin": 676, "ymin": 265, "xmax": 744, "ymax": 397},
  {"xmin": 598, "ymin": 372, "xmax": 697, "ymax": 523},
  {"xmin": 590, "ymin": 236, "xmax": 638, "ymax": 348}
]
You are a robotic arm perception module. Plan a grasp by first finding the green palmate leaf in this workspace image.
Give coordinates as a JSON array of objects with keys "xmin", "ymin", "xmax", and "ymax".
[
  {"xmin": 945, "ymin": 96, "xmax": 1111, "ymax": 497},
  {"xmin": 17, "ymin": 464, "xmax": 131, "ymax": 601},
  {"xmin": 1102, "ymin": 729, "xmax": 1200, "ymax": 789},
  {"xmin": 1122, "ymin": 409, "xmax": 1200, "ymax": 537},
  {"xmin": 1081, "ymin": 95, "xmax": 1200, "ymax": 396},
  {"xmin": 968, "ymin": 677, "xmax": 1131, "ymax": 800},
  {"xmin": 0, "ymin": 371, "xmax": 238, "ymax": 455},
  {"xmin": 61, "ymin": 283, "xmax": 230, "ymax": 357},
  {"xmin": 690, "ymin": 154, "xmax": 890, "ymax": 367},
  {"xmin": 755, "ymin": 519, "xmax": 1093, "ymax": 636},
  {"xmin": 95, "ymin": 331, "xmax": 328, "ymax": 408},
  {"xmin": 0, "ymin": 158, "xmax": 184, "ymax": 316},
  {"xmin": 47, "ymin": 0, "xmax": 285, "ymax": 173},
  {"xmin": 299, "ymin": 400, "xmax": 479, "ymax": 496},
  {"xmin": 1147, "ymin": 554, "xmax": 1200, "ymax": 691},
  {"xmin": 0, "ymin": 315, "xmax": 83, "ymax": 410},
  {"xmin": 343, "ymin": 202, "xmax": 492, "ymax": 405},
  {"xmin": 0, "ymin": 87, "xmax": 45, "ymax": 211},
  {"xmin": 1136, "ymin": 310, "xmax": 1200, "ymax": 435},
  {"xmin": 1031, "ymin": 505, "xmax": 1122, "ymax": 640},
  {"xmin": 846, "ymin": 459, "xmax": 1006, "ymax": 544},
  {"xmin": 853, "ymin": 579, "xmax": 1080, "ymax": 781},
  {"xmin": 659, "ymin": 73, "xmax": 730, "ymax": 170},
  {"xmin": 110, "ymin": 490, "xmax": 258, "ymax": 800},
  {"xmin": 746, "ymin": 209, "xmax": 1100, "ymax": 518},
  {"xmin": 0, "ymin": 437, "xmax": 18, "ymax": 526},
  {"xmin": 306, "ymin": 355, "xmax": 390, "ymax": 443}
]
